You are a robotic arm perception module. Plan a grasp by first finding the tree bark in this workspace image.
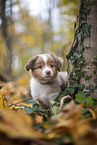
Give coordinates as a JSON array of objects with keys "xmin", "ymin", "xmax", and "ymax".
[
  {"xmin": 80, "ymin": 0, "xmax": 97, "ymax": 97},
  {"xmin": 0, "ymin": 0, "xmax": 13, "ymax": 81}
]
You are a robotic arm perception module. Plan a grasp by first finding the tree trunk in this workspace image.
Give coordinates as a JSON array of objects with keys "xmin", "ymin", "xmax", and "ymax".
[
  {"xmin": 0, "ymin": 0, "xmax": 13, "ymax": 81},
  {"xmin": 66, "ymin": 0, "xmax": 97, "ymax": 97},
  {"xmin": 4, "ymin": 38, "xmax": 13, "ymax": 81},
  {"xmin": 80, "ymin": 0, "xmax": 97, "ymax": 97}
]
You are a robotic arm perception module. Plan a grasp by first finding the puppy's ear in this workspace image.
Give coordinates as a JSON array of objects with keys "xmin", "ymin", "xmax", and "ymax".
[
  {"xmin": 57, "ymin": 57, "xmax": 63, "ymax": 71},
  {"xmin": 51, "ymin": 54, "xmax": 63, "ymax": 71},
  {"xmin": 25, "ymin": 56, "xmax": 38, "ymax": 71}
]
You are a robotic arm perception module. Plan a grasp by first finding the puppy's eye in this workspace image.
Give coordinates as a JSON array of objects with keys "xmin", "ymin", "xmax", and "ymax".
[
  {"xmin": 38, "ymin": 66, "xmax": 42, "ymax": 69},
  {"xmin": 50, "ymin": 64, "xmax": 53, "ymax": 68}
]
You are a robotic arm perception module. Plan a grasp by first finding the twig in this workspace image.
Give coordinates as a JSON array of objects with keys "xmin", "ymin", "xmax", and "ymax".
[
  {"xmin": 59, "ymin": 95, "xmax": 72, "ymax": 111},
  {"xmin": 8, "ymin": 98, "xmax": 32, "ymax": 107}
]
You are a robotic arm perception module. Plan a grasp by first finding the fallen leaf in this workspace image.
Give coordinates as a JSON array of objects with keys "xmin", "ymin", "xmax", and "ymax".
[
  {"xmin": 0, "ymin": 109, "xmax": 43, "ymax": 139},
  {"xmin": 45, "ymin": 101, "xmax": 91, "ymax": 144},
  {"xmin": 89, "ymin": 108, "xmax": 97, "ymax": 120},
  {"xmin": 76, "ymin": 128, "xmax": 97, "ymax": 145},
  {"xmin": 35, "ymin": 114, "xmax": 43, "ymax": 124},
  {"xmin": 0, "ymin": 96, "xmax": 9, "ymax": 109}
]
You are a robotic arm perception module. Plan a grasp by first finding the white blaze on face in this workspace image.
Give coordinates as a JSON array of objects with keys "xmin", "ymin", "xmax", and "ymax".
[
  {"xmin": 42, "ymin": 66, "xmax": 53, "ymax": 77},
  {"xmin": 41, "ymin": 54, "xmax": 53, "ymax": 77}
]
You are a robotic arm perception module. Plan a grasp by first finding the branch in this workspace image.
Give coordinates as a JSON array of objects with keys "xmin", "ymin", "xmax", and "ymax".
[{"xmin": 59, "ymin": 95, "xmax": 72, "ymax": 111}]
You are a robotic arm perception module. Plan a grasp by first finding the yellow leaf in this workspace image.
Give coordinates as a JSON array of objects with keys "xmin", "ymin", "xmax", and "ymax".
[
  {"xmin": 0, "ymin": 109, "xmax": 43, "ymax": 139},
  {"xmin": 35, "ymin": 114, "xmax": 43, "ymax": 124},
  {"xmin": 0, "ymin": 96, "xmax": 9, "ymax": 109},
  {"xmin": 89, "ymin": 108, "xmax": 97, "ymax": 120},
  {"xmin": 45, "ymin": 132, "xmax": 58, "ymax": 139},
  {"xmin": 9, "ymin": 106, "xmax": 24, "ymax": 111},
  {"xmin": 76, "ymin": 118, "xmax": 91, "ymax": 136}
]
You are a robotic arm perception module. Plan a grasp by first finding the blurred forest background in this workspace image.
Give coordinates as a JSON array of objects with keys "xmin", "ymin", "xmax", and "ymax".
[{"xmin": 0, "ymin": 0, "xmax": 79, "ymax": 81}]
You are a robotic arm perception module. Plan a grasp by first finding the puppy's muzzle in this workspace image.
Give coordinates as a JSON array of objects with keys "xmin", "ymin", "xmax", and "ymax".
[{"xmin": 45, "ymin": 70, "xmax": 51, "ymax": 76}]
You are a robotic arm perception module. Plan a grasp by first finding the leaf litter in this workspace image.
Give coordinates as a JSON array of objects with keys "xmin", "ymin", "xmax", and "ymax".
[{"xmin": 0, "ymin": 76, "xmax": 97, "ymax": 145}]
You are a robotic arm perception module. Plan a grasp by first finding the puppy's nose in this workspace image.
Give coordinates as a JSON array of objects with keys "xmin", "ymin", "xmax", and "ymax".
[{"xmin": 45, "ymin": 70, "xmax": 51, "ymax": 75}]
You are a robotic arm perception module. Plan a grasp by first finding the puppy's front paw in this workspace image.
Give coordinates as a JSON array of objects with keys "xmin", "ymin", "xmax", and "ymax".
[{"xmin": 37, "ymin": 100, "xmax": 50, "ymax": 109}]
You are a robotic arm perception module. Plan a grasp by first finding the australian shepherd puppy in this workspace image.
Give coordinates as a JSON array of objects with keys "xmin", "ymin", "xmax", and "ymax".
[{"xmin": 25, "ymin": 54, "xmax": 68, "ymax": 109}]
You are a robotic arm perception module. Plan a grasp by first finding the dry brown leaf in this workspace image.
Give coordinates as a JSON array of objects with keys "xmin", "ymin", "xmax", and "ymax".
[
  {"xmin": 60, "ymin": 100, "xmax": 83, "ymax": 120},
  {"xmin": 73, "ymin": 118, "xmax": 91, "ymax": 142},
  {"xmin": 45, "ymin": 100, "xmax": 91, "ymax": 143},
  {"xmin": 0, "ymin": 77, "xmax": 30, "ymax": 106},
  {"xmin": 0, "ymin": 109, "xmax": 43, "ymax": 139},
  {"xmin": 76, "ymin": 129, "xmax": 97, "ymax": 145}
]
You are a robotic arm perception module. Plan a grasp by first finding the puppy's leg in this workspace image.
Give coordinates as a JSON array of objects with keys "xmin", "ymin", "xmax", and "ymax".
[{"xmin": 37, "ymin": 100, "xmax": 50, "ymax": 109}]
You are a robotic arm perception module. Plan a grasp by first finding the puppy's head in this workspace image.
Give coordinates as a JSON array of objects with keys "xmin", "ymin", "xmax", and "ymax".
[{"xmin": 25, "ymin": 54, "xmax": 63, "ymax": 83}]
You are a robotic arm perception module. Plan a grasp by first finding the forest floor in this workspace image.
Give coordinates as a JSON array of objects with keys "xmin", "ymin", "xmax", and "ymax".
[{"xmin": 0, "ymin": 75, "xmax": 97, "ymax": 145}]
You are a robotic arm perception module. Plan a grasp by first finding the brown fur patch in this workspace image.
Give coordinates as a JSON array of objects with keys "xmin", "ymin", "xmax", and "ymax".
[
  {"xmin": 51, "ymin": 54, "xmax": 63, "ymax": 71},
  {"xmin": 25, "ymin": 56, "xmax": 38, "ymax": 71},
  {"xmin": 31, "ymin": 55, "xmax": 58, "ymax": 81}
]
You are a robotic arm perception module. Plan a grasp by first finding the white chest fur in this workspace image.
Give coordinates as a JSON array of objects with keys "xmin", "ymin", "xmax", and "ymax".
[{"xmin": 30, "ymin": 76, "xmax": 61, "ymax": 107}]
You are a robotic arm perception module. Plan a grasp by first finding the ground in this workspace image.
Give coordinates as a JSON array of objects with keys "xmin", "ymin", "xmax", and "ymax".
[{"xmin": 0, "ymin": 75, "xmax": 97, "ymax": 145}]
